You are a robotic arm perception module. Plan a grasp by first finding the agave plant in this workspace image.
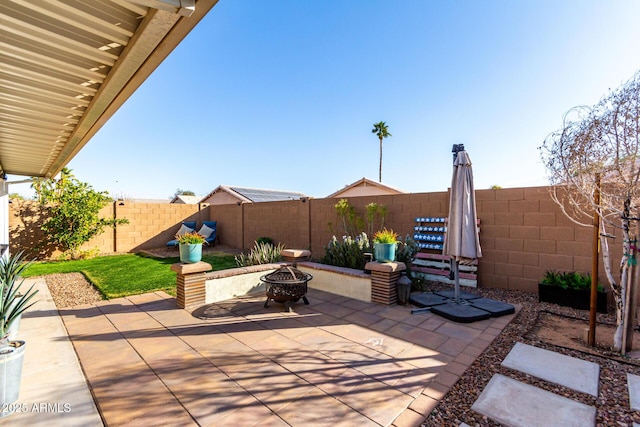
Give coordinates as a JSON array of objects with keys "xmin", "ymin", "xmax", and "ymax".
[{"xmin": 0, "ymin": 251, "xmax": 38, "ymax": 348}]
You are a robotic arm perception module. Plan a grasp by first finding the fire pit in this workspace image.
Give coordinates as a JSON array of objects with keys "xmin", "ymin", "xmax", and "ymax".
[{"xmin": 261, "ymin": 266, "xmax": 313, "ymax": 312}]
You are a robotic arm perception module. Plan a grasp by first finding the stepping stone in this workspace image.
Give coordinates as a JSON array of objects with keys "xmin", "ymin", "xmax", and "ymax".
[
  {"xmin": 472, "ymin": 374, "xmax": 596, "ymax": 427},
  {"xmin": 627, "ymin": 373, "xmax": 640, "ymax": 410},
  {"xmin": 409, "ymin": 292, "xmax": 448, "ymax": 307},
  {"xmin": 434, "ymin": 289, "xmax": 481, "ymax": 300},
  {"xmin": 502, "ymin": 342, "xmax": 599, "ymax": 396},
  {"xmin": 469, "ymin": 297, "xmax": 515, "ymax": 317},
  {"xmin": 430, "ymin": 302, "xmax": 491, "ymax": 323}
]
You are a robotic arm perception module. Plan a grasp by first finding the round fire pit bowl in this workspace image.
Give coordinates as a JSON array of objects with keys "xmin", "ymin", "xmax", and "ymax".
[{"xmin": 261, "ymin": 266, "xmax": 313, "ymax": 312}]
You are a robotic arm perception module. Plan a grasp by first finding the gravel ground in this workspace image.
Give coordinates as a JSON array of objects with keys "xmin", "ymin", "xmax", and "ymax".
[
  {"xmin": 423, "ymin": 285, "xmax": 640, "ymax": 427},
  {"xmin": 41, "ymin": 268, "xmax": 640, "ymax": 426}
]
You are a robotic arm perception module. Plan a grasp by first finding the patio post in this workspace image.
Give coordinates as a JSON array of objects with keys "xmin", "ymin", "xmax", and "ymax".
[
  {"xmin": 365, "ymin": 261, "xmax": 406, "ymax": 305},
  {"xmin": 171, "ymin": 261, "xmax": 212, "ymax": 308}
]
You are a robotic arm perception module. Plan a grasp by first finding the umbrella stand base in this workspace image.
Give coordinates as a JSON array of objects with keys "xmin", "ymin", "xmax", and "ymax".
[
  {"xmin": 431, "ymin": 302, "xmax": 491, "ymax": 323},
  {"xmin": 409, "ymin": 292, "xmax": 449, "ymax": 308},
  {"xmin": 469, "ymin": 297, "xmax": 515, "ymax": 317},
  {"xmin": 433, "ymin": 289, "xmax": 481, "ymax": 300}
]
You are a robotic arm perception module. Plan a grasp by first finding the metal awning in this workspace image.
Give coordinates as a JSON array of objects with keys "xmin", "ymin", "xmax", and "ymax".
[{"xmin": 0, "ymin": 0, "xmax": 218, "ymax": 178}]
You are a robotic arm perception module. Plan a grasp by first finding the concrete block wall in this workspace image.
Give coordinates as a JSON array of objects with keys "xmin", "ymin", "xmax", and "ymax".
[{"xmin": 9, "ymin": 186, "xmax": 627, "ymax": 295}]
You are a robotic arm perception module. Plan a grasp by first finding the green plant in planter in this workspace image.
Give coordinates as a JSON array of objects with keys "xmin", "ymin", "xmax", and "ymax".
[
  {"xmin": 235, "ymin": 240, "xmax": 285, "ymax": 267},
  {"xmin": 322, "ymin": 233, "xmax": 372, "ymax": 270},
  {"xmin": 541, "ymin": 270, "xmax": 604, "ymax": 292},
  {"xmin": 175, "ymin": 231, "xmax": 207, "ymax": 245},
  {"xmin": 373, "ymin": 228, "xmax": 398, "ymax": 244},
  {"xmin": 0, "ymin": 251, "xmax": 38, "ymax": 344},
  {"xmin": 0, "ymin": 251, "xmax": 38, "ymax": 418}
]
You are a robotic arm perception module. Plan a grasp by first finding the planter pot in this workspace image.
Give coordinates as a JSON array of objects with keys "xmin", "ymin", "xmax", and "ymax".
[
  {"xmin": 538, "ymin": 282, "xmax": 608, "ymax": 314},
  {"xmin": 374, "ymin": 242, "xmax": 396, "ymax": 263},
  {"xmin": 0, "ymin": 341, "xmax": 26, "ymax": 418},
  {"xmin": 179, "ymin": 243, "xmax": 202, "ymax": 264}
]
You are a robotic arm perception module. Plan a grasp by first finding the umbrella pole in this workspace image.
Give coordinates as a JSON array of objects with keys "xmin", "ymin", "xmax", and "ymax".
[{"xmin": 454, "ymin": 261, "xmax": 460, "ymax": 304}]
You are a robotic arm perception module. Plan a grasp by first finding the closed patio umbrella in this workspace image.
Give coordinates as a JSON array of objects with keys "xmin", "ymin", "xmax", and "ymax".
[{"xmin": 443, "ymin": 146, "xmax": 482, "ymax": 303}]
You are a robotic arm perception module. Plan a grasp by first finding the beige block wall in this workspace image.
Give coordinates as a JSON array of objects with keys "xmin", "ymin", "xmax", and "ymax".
[{"xmin": 9, "ymin": 187, "xmax": 627, "ymax": 296}]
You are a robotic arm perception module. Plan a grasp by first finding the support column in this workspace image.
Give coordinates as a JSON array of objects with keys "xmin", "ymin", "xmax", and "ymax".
[
  {"xmin": 365, "ymin": 261, "xmax": 406, "ymax": 305},
  {"xmin": 171, "ymin": 261, "xmax": 212, "ymax": 308},
  {"xmin": 281, "ymin": 249, "xmax": 311, "ymax": 267}
]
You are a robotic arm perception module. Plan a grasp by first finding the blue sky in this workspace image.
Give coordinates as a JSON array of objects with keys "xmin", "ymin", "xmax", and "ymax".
[{"xmin": 13, "ymin": 0, "xmax": 640, "ymax": 200}]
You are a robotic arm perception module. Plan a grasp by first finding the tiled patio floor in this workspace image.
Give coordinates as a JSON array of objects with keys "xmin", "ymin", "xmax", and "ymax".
[{"xmin": 56, "ymin": 288, "xmax": 516, "ymax": 426}]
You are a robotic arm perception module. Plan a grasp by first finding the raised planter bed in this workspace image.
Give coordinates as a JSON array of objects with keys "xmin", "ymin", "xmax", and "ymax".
[{"xmin": 538, "ymin": 282, "xmax": 608, "ymax": 314}]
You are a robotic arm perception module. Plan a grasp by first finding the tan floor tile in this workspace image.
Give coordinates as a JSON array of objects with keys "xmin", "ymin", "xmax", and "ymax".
[
  {"xmin": 368, "ymin": 317, "xmax": 399, "ymax": 332},
  {"xmin": 127, "ymin": 329, "xmax": 199, "ymax": 362},
  {"xmin": 416, "ymin": 315, "xmax": 446, "ymax": 331},
  {"xmin": 336, "ymin": 378, "xmax": 413, "ymax": 425},
  {"xmin": 392, "ymin": 366, "xmax": 439, "ymax": 397},
  {"xmin": 392, "ymin": 408, "xmax": 426, "ymax": 427},
  {"xmin": 436, "ymin": 336, "xmax": 469, "ymax": 357},
  {"xmin": 386, "ymin": 323, "xmax": 449, "ymax": 348},
  {"xmin": 311, "ymin": 301, "xmax": 357, "ymax": 318},
  {"xmin": 277, "ymin": 387, "xmax": 378, "ymax": 427},
  {"xmin": 104, "ymin": 310, "xmax": 165, "ymax": 336},
  {"xmin": 146, "ymin": 307, "xmax": 208, "ymax": 329},
  {"xmin": 91, "ymin": 368, "xmax": 184, "ymax": 425},
  {"xmin": 435, "ymin": 322, "xmax": 483, "ymax": 341},
  {"xmin": 343, "ymin": 310, "xmax": 384, "ymax": 326}
]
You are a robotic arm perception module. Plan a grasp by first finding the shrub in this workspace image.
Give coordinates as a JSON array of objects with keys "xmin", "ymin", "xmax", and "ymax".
[
  {"xmin": 541, "ymin": 270, "xmax": 604, "ymax": 292},
  {"xmin": 256, "ymin": 237, "xmax": 274, "ymax": 247},
  {"xmin": 322, "ymin": 232, "xmax": 372, "ymax": 270},
  {"xmin": 235, "ymin": 241, "xmax": 285, "ymax": 267}
]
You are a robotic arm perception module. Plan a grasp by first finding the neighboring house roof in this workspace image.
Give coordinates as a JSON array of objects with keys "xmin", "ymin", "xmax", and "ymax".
[
  {"xmin": 170, "ymin": 195, "xmax": 202, "ymax": 204},
  {"xmin": 327, "ymin": 177, "xmax": 406, "ymax": 198},
  {"xmin": 200, "ymin": 185, "xmax": 308, "ymax": 204}
]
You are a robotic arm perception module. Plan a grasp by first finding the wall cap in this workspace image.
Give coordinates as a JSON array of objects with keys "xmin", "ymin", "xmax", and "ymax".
[
  {"xmin": 171, "ymin": 261, "xmax": 212, "ymax": 275},
  {"xmin": 365, "ymin": 261, "xmax": 406, "ymax": 273}
]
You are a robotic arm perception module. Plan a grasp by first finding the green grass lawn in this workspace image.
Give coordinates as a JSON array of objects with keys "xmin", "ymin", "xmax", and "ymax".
[{"xmin": 23, "ymin": 253, "xmax": 238, "ymax": 299}]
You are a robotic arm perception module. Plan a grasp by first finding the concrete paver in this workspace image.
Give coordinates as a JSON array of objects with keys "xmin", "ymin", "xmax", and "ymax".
[
  {"xmin": 10, "ymin": 278, "xmax": 103, "ymax": 426},
  {"xmin": 471, "ymin": 374, "xmax": 597, "ymax": 427},
  {"xmin": 13, "ymin": 284, "xmax": 519, "ymax": 426},
  {"xmin": 501, "ymin": 342, "xmax": 599, "ymax": 396},
  {"xmin": 627, "ymin": 373, "xmax": 640, "ymax": 411}
]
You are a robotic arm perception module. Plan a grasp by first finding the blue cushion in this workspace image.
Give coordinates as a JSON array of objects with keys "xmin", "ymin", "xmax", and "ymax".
[
  {"xmin": 166, "ymin": 221, "xmax": 197, "ymax": 247},
  {"xmin": 201, "ymin": 221, "xmax": 217, "ymax": 244}
]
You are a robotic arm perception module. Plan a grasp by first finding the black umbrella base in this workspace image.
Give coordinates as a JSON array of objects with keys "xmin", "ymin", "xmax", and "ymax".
[
  {"xmin": 430, "ymin": 302, "xmax": 492, "ymax": 323},
  {"xmin": 469, "ymin": 297, "xmax": 515, "ymax": 317},
  {"xmin": 433, "ymin": 289, "xmax": 481, "ymax": 300},
  {"xmin": 409, "ymin": 292, "xmax": 515, "ymax": 323},
  {"xmin": 409, "ymin": 293, "xmax": 449, "ymax": 308}
]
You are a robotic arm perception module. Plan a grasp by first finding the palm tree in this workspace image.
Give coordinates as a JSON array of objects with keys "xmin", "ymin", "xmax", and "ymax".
[{"xmin": 372, "ymin": 121, "xmax": 392, "ymax": 182}]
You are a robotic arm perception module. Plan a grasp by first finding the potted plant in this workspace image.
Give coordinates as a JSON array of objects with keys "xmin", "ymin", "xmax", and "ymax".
[
  {"xmin": 538, "ymin": 270, "xmax": 607, "ymax": 313},
  {"xmin": 0, "ymin": 251, "xmax": 38, "ymax": 418},
  {"xmin": 176, "ymin": 231, "xmax": 207, "ymax": 264},
  {"xmin": 373, "ymin": 228, "xmax": 399, "ymax": 263}
]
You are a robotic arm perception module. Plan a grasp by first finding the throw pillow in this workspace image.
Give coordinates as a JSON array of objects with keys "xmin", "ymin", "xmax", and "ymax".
[{"xmin": 198, "ymin": 224, "xmax": 215, "ymax": 239}]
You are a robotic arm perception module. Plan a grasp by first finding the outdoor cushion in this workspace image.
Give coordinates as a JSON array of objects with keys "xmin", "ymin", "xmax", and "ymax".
[
  {"xmin": 201, "ymin": 221, "xmax": 217, "ymax": 246},
  {"xmin": 197, "ymin": 223, "xmax": 215, "ymax": 239},
  {"xmin": 167, "ymin": 221, "xmax": 197, "ymax": 247},
  {"xmin": 176, "ymin": 223, "xmax": 194, "ymax": 236}
]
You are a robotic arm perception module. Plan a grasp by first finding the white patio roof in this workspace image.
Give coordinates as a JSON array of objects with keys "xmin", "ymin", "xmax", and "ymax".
[{"xmin": 0, "ymin": 0, "xmax": 218, "ymax": 178}]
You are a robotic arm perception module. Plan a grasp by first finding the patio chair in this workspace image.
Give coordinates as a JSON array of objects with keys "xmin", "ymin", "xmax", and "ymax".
[
  {"xmin": 166, "ymin": 221, "xmax": 197, "ymax": 248},
  {"xmin": 197, "ymin": 221, "xmax": 218, "ymax": 246}
]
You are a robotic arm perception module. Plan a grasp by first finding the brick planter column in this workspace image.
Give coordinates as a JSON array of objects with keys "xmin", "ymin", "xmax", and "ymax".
[
  {"xmin": 281, "ymin": 249, "xmax": 311, "ymax": 267},
  {"xmin": 365, "ymin": 261, "xmax": 406, "ymax": 305},
  {"xmin": 171, "ymin": 261, "xmax": 212, "ymax": 308}
]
